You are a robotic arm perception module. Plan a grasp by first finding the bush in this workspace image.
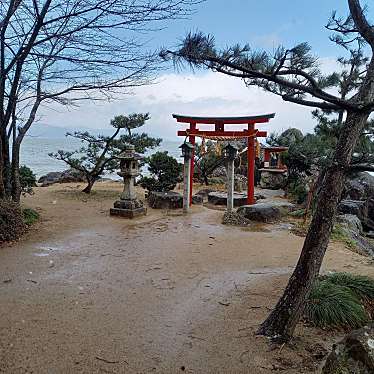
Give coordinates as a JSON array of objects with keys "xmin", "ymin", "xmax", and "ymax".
[
  {"xmin": 140, "ymin": 151, "xmax": 182, "ymax": 192},
  {"xmin": 23, "ymin": 208, "xmax": 40, "ymax": 225},
  {"xmin": 19, "ymin": 165, "xmax": 37, "ymax": 195},
  {"xmin": 287, "ymin": 181, "xmax": 308, "ymax": 204},
  {"xmin": 0, "ymin": 200, "xmax": 26, "ymax": 243},
  {"xmin": 305, "ymin": 272, "xmax": 374, "ymax": 329}
]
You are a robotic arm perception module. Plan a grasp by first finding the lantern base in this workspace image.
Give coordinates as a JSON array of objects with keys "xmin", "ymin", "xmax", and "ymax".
[{"xmin": 110, "ymin": 199, "xmax": 147, "ymax": 218}]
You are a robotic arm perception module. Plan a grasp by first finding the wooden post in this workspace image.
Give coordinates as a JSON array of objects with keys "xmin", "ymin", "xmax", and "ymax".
[
  {"xmin": 226, "ymin": 158, "xmax": 235, "ymax": 212},
  {"xmin": 183, "ymin": 154, "xmax": 191, "ymax": 213},
  {"xmin": 189, "ymin": 122, "xmax": 196, "ymax": 206},
  {"xmin": 247, "ymin": 124, "xmax": 255, "ymax": 205}
]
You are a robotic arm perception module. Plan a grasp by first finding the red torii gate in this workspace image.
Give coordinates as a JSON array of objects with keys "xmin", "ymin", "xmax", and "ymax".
[{"xmin": 173, "ymin": 113, "xmax": 275, "ymax": 205}]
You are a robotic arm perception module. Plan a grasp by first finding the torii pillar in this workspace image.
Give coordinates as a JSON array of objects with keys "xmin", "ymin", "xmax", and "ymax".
[{"xmin": 247, "ymin": 123, "xmax": 256, "ymax": 205}]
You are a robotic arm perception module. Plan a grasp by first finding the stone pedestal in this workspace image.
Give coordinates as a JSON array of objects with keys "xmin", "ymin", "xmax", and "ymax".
[{"xmin": 110, "ymin": 199, "xmax": 146, "ymax": 218}]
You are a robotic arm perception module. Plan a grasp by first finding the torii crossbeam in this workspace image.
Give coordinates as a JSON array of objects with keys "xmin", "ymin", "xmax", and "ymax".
[{"xmin": 173, "ymin": 113, "xmax": 275, "ymax": 206}]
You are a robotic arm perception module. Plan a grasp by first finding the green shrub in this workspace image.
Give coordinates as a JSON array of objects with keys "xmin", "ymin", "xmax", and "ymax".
[
  {"xmin": 19, "ymin": 165, "xmax": 37, "ymax": 195},
  {"xmin": 305, "ymin": 272, "xmax": 374, "ymax": 329},
  {"xmin": 287, "ymin": 181, "xmax": 308, "ymax": 204},
  {"xmin": 0, "ymin": 200, "xmax": 26, "ymax": 243},
  {"xmin": 23, "ymin": 208, "xmax": 40, "ymax": 225},
  {"xmin": 140, "ymin": 151, "xmax": 182, "ymax": 192}
]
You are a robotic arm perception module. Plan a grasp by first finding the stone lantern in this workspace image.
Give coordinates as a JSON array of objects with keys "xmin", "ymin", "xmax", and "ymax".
[
  {"xmin": 110, "ymin": 145, "xmax": 146, "ymax": 218},
  {"xmin": 223, "ymin": 143, "xmax": 238, "ymax": 212}
]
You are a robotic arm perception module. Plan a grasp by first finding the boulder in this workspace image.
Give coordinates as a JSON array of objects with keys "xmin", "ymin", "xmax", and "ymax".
[
  {"xmin": 192, "ymin": 194, "xmax": 204, "ymax": 205},
  {"xmin": 38, "ymin": 169, "xmax": 86, "ymax": 186},
  {"xmin": 337, "ymin": 214, "xmax": 363, "ymax": 236},
  {"xmin": 237, "ymin": 201, "xmax": 296, "ymax": 223},
  {"xmin": 147, "ymin": 191, "xmax": 183, "ymax": 209},
  {"xmin": 260, "ymin": 170, "xmax": 287, "ymax": 190},
  {"xmin": 343, "ymin": 172, "xmax": 374, "ymax": 201},
  {"xmin": 207, "ymin": 191, "xmax": 248, "ymax": 207},
  {"xmin": 322, "ymin": 324, "xmax": 374, "ymax": 374},
  {"xmin": 196, "ymin": 188, "xmax": 217, "ymax": 202},
  {"xmin": 338, "ymin": 200, "xmax": 368, "ymax": 222}
]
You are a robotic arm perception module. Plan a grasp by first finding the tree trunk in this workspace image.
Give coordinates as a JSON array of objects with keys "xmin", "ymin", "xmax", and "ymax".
[
  {"xmin": 82, "ymin": 177, "xmax": 95, "ymax": 194},
  {"xmin": 11, "ymin": 140, "xmax": 21, "ymax": 203},
  {"xmin": 0, "ymin": 135, "xmax": 6, "ymax": 199},
  {"xmin": 257, "ymin": 110, "xmax": 370, "ymax": 342}
]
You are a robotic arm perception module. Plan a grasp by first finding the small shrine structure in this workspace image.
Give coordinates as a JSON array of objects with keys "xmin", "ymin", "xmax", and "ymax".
[
  {"xmin": 258, "ymin": 145, "xmax": 288, "ymax": 190},
  {"xmin": 173, "ymin": 113, "xmax": 275, "ymax": 208},
  {"xmin": 110, "ymin": 145, "xmax": 147, "ymax": 218},
  {"xmin": 261, "ymin": 145, "xmax": 288, "ymax": 170}
]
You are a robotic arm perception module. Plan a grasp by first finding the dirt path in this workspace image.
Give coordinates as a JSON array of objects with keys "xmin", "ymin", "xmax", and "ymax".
[{"xmin": 0, "ymin": 183, "xmax": 373, "ymax": 373}]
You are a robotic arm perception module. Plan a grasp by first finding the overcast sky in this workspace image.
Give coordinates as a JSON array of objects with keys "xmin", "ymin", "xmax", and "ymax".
[{"xmin": 38, "ymin": 0, "xmax": 370, "ymax": 140}]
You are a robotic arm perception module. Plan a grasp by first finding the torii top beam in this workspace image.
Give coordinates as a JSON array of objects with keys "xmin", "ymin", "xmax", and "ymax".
[{"xmin": 172, "ymin": 113, "xmax": 275, "ymax": 125}]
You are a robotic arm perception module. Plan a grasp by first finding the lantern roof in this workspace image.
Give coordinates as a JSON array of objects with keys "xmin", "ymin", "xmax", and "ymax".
[{"xmin": 117, "ymin": 145, "xmax": 143, "ymax": 160}]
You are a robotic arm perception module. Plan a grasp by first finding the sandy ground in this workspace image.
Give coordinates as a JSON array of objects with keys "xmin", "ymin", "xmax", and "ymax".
[{"xmin": 0, "ymin": 181, "xmax": 373, "ymax": 374}]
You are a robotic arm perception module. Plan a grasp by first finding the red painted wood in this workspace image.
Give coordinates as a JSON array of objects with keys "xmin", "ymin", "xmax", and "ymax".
[
  {"xmin": 264, "ymin": 149, "xmax": 270, "ymax": 162},
  {"xmin": 189, "ymin": 122, "xmax": 196, "ymax": 206},
  {"xmin": 173, "ymin": 113, "xmax": 275, "ymax": 124},
  {"xmin": 247, "ymin": 124, "xmax": 255, "ymax": 205},
  {"xmin": 177, "ymin": 130, "xmax": 267, "ymax": 138}
]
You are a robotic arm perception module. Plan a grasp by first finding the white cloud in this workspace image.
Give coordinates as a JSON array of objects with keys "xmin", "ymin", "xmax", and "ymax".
[{"xmin": 39, "ymin": 71, "xmax": 322, "ymax": 140}]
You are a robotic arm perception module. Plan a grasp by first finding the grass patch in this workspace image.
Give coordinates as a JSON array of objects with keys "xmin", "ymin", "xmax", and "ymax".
[
  {"xmin": 53, "ymin": 188, "xmax": 121, "ymax": 201},
  {"xmin": 288, "ymin": 208, "xmax": 306, "ymax": 218},
  {"xmin": 305, "ymin": 272, "xmax": 374, "ymax": 329},
  {"xmin": 23, "ymin": 208, "xmax": 40, "ymax": 225}
]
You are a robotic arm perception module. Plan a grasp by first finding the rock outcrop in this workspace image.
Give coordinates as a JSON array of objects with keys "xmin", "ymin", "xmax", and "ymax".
[
  {"xmin": 207, "ymin": 191, "xmax": 248, "ymax": 207},
  {"xmin": 147, "ymin": 191, "xmax": 183, "ymax": 209},
  {"xmin": 260, "ymin": 170, "xmax": 287, "ymax": 190},
  {"xmin": 322, "ymin": 324, "xmax": 374, "ymax": 374},
  {"xmin": 237, "ymin": 200, "xmax": 295, "ymax": 223},
  {"xmin": 38, "ymin": 169, "xmax": 86, "ymax": 186}
]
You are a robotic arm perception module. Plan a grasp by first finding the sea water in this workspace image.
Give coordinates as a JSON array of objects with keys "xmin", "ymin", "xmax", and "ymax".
[{"xmin": 21, "ymin": 137, "xmax": 181, "ymax": 178}]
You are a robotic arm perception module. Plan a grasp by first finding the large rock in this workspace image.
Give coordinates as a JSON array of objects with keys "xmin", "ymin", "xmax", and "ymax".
[
  {"xmin": 147, "ymin": 191, "xmax": 183, "ymax": 209},
  {"xmin": 195, "ymin": 188, "xmax": 217, "ymax": 202},
  {"xmin": 207, "ymin": 191, "xmax": 248, "ymax": 207},
  {"xmin": 337, "ymin": 214, "xmax": 363, "ymax": 236},
  {"xmin": 237, "ymin": 200, "xmax": 295, "ymax": 222},
  {"xmin": 191, "ymin": 194, "xmax": 203, "ymax": 205},
  {"xmin": 343, "ymin": 172, "xmax": 374, "ymax": 201},
  {"xmin": 260, "ymin": 170, "xmax": 287, "ymax": 190},
  {"xmin": 38, "ymin": 169, "xmax": 86, "ymax": 186},
  {"xmin": 338, "ymin": 200, "xmax": 368, "ymax": 222},
  {"xmin": 335, "ymin": 214, "xmax": 374, "ymax": 257},
  {"xmin": 322, "ymin": 324, "xmax": 374, "ymax": 374}
]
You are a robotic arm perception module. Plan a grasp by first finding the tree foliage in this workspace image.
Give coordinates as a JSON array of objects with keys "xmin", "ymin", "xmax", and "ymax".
[
  {"xmin": 0, "ymin": 0, "xmax": 198, "ymax": 202},
  {"xmin": 140, "ymin": 151, "xmax": 182, "ymax": 192},
  {"xmin": 194, "ymin": 140, "xmax": 224, "ymax": 185},
  {"xmin": 19, "ymin": 165, "xmax": 37, "ymax": 195},
  {"xmin": 50, "ymin": 113, "xmax": 161, "ymax": 193}
]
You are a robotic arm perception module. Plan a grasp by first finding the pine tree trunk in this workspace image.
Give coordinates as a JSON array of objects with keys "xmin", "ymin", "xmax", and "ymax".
[
  {"xmin": 257, "ymin": 111, "xmax": 370, "ymax": 341},
  {"xmin": 82, "ymin": 178, "xmax": 95, "ymax": 194}
]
